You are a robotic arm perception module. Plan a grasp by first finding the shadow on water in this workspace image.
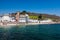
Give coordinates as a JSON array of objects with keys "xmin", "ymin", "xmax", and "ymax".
[{"xmin": 0, "ymin": 24, "xmax": 60, "ymax": 40}]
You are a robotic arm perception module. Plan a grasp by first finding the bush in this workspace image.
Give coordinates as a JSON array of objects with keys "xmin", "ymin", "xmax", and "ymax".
[{"xmin": 29, "ymin": 16, "xmax": 38, "ymax": 19}]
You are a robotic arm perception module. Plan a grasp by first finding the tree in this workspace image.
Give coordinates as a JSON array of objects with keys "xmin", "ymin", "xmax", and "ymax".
[
  {"xmin": 38, "ymin": 14, "xmax": 42, "ymax": 23},
  {"xmin": 38, "ymin": 14, "xmax": 42, "ymax": 20},
  {"xmin": 22, "ymin": 11, "xmax": 27, "ymax": 14}
]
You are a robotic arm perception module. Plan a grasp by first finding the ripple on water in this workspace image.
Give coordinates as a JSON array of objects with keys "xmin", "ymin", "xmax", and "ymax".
[{"xmin": 0, "ymin": 24, "xmax": 60, "ymax": 40}]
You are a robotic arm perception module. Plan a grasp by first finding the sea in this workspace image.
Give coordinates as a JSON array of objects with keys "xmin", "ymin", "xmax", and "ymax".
[{"xmin": 0, "ymin": 24, "xmax": 60, "ymax": 40}]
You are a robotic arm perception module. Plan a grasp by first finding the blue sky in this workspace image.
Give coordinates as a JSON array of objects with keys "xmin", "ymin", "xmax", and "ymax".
[{"xmin": 0, "ymin": 0, "xmax": 60, "ymax": 16}]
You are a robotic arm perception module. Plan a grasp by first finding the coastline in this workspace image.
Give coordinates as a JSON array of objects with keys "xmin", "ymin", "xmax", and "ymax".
[{"xmin": 0, "ymin": 22, "xmax": 60, "ymax": 27}]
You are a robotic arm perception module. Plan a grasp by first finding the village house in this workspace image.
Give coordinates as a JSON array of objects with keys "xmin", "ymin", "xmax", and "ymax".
[
  {"xmin": 15, "ymin": 12, "xmax": 29, "ymax": 23},
  {"xmin": 19, "ymin": 14, "xmax": 29, "ymax": 23},
  {"xmin": 0, "ymin": 14, "xmax": 11, "ymax": 22}
]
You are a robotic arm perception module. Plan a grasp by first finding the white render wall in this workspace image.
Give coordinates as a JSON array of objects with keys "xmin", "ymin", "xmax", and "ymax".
[
  {"xmin": 40, "ymin": 19, "xmax": 53, "ymax": 23},
  {"xmin": 19, "ymin": 20, "xmax": 26, "ymax": 22},
  {"xmin": 1, "ymin": 16, "xmax": 11, "ymax": 22},
  {"xmin": 28, "ymin": 19, "xmax": 39, "ymax": 23},
  {"xmin": 19, "ymin": 14, "xmax": 29, "ymax": 22}
]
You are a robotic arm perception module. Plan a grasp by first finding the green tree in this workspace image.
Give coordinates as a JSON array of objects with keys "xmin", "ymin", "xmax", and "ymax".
[
  {"xmin": 38, "ymin": 14, "xmax": 42, "ymax": 20},
  {"xmin": 22, "ymin": 11, "xmax": 27, "ymax": 14},
  {"xmin": 38, "ymin": 14, "xmax": 42, "ymax": 23}
]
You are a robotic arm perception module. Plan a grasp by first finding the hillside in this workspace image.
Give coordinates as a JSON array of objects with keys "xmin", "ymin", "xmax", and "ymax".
[{"xmin": 11, "ymin": 11, "xmax": 60, "ymax": 22}]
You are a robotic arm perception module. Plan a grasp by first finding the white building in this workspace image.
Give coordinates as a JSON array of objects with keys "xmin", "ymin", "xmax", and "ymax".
[
  {"xmin": 40, "ymin": 19, "xmax": 53, "ymax": 23},
  {"xmin": 1, "ymin": 15, "xmax": 11, "ymax": 22},
  {"xmin": 19, "ymin": 14, "xmax": 29, "ymax": 23},
  {"xmin": 28, "ymin": 19, "xmax": 39, "ymax": 23},
  {"xmin": 0, "ymin": 15, "xmax": 16, "ymax": 22},
  {"xmin": 10, "ymin": 17, "xmax": 16, "ymax": 22}
]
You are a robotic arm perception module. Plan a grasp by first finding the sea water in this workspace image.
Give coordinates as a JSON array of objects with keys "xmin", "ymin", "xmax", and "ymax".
[{"xmin": 0, "ymin": 24, "xmax": 60, "ymax": 40}]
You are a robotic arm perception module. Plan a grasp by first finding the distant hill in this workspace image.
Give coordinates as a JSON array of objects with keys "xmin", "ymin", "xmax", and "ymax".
[{"xmin": 11, "ymin": 11, "xmax": 60, "ymax": 22}]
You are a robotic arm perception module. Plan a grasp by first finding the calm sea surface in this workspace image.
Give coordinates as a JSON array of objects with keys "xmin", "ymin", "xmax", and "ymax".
[{"xmin": 0, "ymin": 24, "xmax": 60, "ymax": 40}]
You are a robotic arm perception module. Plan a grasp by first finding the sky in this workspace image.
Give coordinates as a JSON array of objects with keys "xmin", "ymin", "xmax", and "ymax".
[{"xmin": 0, "ymin": 0, "xmax": 60, "ymax": 16}]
